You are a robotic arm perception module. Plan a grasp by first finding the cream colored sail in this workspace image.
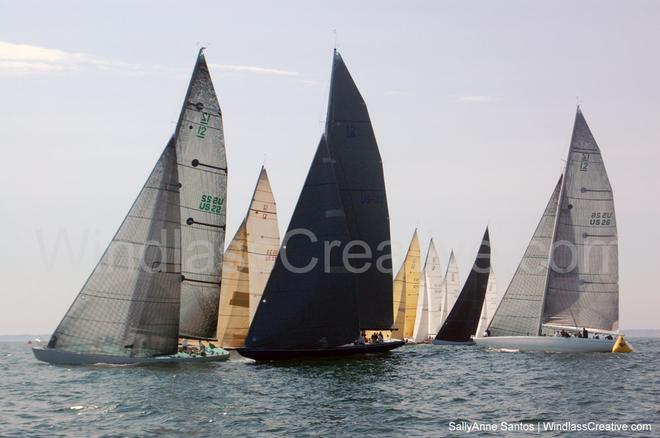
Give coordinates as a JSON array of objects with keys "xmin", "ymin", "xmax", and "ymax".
[
  {"xmin": 216, "ymin": 167, "xmax": 280, "ymax": 348},
  {"xmin": 440, "ymin": 250, "xmax": 460, "ymax": 326},
  {"xmin": 246, "ymin": 167, "xmax": 280, "ymax": 321},
  {"xmin": 476, "ymin": 267, "xmax": 498, "ymax": 336},
  {"xmin": 392, "ymin": 231, "xmax": 421, "ymax": 339}
]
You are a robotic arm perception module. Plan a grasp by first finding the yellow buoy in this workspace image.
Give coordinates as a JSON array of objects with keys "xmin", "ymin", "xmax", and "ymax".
[{"xmin": 612, "ymin": 335, "xmax": 633, "ymax": 353}]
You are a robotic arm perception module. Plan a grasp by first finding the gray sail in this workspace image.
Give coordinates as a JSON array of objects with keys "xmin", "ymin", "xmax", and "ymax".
[
  {"xmin": 325, "ymin": 50, "xmax": 393, "ymax": 330},
  {"xmin": 543, "ymin": 108, "xmax": 619, "ymax": 332},
  {"xmin": 177, "ymin": 50, "xmax": 228, "ymax": 339},
  {"xmin": 48, "ymin": 139, "xmax": 182, "ymax": 357},
  {"xmin": 487, "ymin": 177, "xmax": 562, "ymax": 336},
  {"xmin": 245, "ymin": 137, "xmax": 358, "ymax": 349}
]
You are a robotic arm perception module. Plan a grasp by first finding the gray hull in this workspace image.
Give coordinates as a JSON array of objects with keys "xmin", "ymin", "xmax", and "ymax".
[
  {"xmin": 432, "ymin": 339, "xmax": 475, "ymax": 346},
  {"xmin": 32, "ymin": 347, "xmax": 229, "ymax": 365}
]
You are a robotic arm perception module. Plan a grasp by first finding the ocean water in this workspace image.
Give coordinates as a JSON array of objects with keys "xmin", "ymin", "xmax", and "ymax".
[{"xmin": 1, "ymin": 340, "xmax": 658, "ymax": 437}]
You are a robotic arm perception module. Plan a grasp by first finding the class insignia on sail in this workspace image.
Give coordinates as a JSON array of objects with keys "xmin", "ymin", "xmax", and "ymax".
[
  {"xmin": 237, "ymin": 50, "xmax": 404, "ymax": 361},
  {"xmin": 32, "ymin": 50, "xmax": 229, "ymax": 365},
  {"xmin": 433, "ymin": 228, "xmax": 492, "ymax": 345},
  {"xmin": 475, "ymin": 107, "xmax": 627, "ymax": 353}
]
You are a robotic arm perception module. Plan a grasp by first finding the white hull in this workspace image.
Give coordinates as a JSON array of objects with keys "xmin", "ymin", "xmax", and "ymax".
[
  {"xmin": 474, "ymin": 336, "xmax": 615, "ymax": 353},
  {"xmin": 32, "ymin": 347, "xmax": 229, "ymax": 365}
]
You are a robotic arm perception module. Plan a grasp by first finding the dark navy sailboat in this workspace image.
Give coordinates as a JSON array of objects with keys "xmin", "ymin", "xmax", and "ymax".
[
  {"xmin": 433, "ymin": 228, "xmax": 491, "ymax": 345},
  {"xmin": 238, "ymin": 51, "xmax": 403, "ymax": 361}
]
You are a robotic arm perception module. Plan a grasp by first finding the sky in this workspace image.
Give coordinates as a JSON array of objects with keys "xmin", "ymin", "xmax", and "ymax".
[{"xmin": 1, "ymin": 1, "xmax": 659, "ymax": 334}]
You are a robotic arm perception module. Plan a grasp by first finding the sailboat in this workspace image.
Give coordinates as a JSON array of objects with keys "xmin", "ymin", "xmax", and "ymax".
[
  {"xmin": 392, "ymin": 231, "xmax": 421, "ymax": 341},
  {"xmin": 412, "ymin": 239, "xmax": 444, "ymax": 342},
  {"xmin": 238, "ymin": 50, "xmax": 405, "ymax": 361},
  {"xmin": 475, "ymin": 268, "xmax": 498, "ymax": 337},
  {"xmin": 475, "ymin": 108, "xmax": 625, "ymax": 353},
  {"xmin": 433, "ymin": 228, "xmax": 491, "ymax": 345},
  {"xmin": 216, "ymin": 166, "xmax": 280, "ymax": 348},
  {"xmin": 33, "ymin": 50, "xmax": 230, "ymax": 365}
]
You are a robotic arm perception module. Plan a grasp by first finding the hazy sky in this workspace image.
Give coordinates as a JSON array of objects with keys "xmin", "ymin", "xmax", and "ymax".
[{"xmin": 1, "ymin": 1, "xmax": 659, "ymax": 334}]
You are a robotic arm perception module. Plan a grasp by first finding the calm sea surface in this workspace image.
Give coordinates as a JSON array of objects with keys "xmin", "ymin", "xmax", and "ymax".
[{"xmin": 1, "ymin": 339, "xmax": 658, "ymax": 437}]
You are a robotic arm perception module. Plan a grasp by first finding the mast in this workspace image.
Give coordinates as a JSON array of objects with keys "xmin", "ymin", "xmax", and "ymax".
[{"xmin": 176, "ymin": 49, "xmax": 228, "ymax": 340}]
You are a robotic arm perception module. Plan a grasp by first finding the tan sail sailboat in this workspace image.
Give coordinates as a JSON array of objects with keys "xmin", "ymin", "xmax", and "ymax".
[
  {"xmin": 216, "ymin": 167, "xmax": 280, "ymax": 348},
  {"xmin": 392, "ymin": 230, "xmax": 421, "ymax": 341}
]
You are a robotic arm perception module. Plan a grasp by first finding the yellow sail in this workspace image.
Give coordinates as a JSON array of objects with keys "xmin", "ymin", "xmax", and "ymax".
[
  {"xmin": 216, "ymin": 167, "xmax": 280, "ymax": 348},
  {"xmin": 392, "ymin": 230, "xmax": 421, "ymax": 339}
]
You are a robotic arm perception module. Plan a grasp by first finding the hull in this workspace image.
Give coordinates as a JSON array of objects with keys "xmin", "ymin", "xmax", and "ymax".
[
  {"xmin": 238, "ymin": 340, "xmax": 405, "ymax": 361},
  {"xmin": 432, "ymin": 339, "xmax": 475, "ymax": 346},
  {"xmin": 474, "ymin": 336, "xmax": 616, "ymax": 353},
  {"xmin": 32, "ymin": 347, "xmax": 229, "ymax": 365}
]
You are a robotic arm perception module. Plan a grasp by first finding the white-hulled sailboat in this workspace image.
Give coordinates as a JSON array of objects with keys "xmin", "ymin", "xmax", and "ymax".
[
  {"xmin": 475, "ymin": 108, "xmax": 629, "ymax": 353},
  {"xmin": 33, "ymin": 50, "xmax": 230, "ymax": 365}
]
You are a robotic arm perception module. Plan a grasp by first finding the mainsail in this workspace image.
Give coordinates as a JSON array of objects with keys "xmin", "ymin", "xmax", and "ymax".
[
  {"xmin": 543, "ymin": 108, "xmax": 619, "ymax": 332},
  {"xmin": 487, "ymin": 178, "xmax": 562, "ymax": 336},
  {"xmin": 48, "ymin": 139, "xmax": 182, "ymax": 357},
  {"xmin": 245, "ymin": 51, "xmax": 392, "ymax": 349},
  {"xmin": 435, "ymin": 228, "xmax": 491, "ymax": 343},
  {"xmin": 216, "ymin": 167, "xmax": 280, "ymax": 348},
  {"xmin": 177, "ymin": 50, "xmax": 228, "ymax": 340},
  {"xmin": 392, "ymin": 231, "xmax": 421, "ymax": 339},
  {"xmin": 440, "ymin": 250, "xmax": 460, "ymax": 325},
  {"xmin": 475, "ymin": 267, "xmax": 497, "ymax": 336}
]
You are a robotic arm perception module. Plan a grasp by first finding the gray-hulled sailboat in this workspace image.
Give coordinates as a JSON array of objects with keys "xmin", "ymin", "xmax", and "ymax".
[
  {"xmin": 475, "ymin": 108, "xmax": 629, "ymax": 353},
  {"xmin": 433, "ymin": 228, "xmax": 491, "ymax": 345},
  {"xmin": 33, "ymin": 50, "xmax": 229, "ymax": 365},
  {"xmin": 238, "ymin": 50, "xmax": 404, "ymax": 360}
]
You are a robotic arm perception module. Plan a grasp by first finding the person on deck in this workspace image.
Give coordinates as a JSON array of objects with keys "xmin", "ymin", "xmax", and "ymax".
[
  {"xmin": 582, "ymin": 327, "xmax": 588, "ymax": 339},
  {"xmin": 377, "ymin": 332, "xmax": 384, "ymax": 343}
]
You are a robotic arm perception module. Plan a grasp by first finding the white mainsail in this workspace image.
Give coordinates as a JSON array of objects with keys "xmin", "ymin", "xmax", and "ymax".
[
  {"xmin": 439, "ymin": 250, "xmax": 460, "ymax": 326},
  {"xmin": 177, "ymin": 50, "xmax": 228, "ymax": 340},
  {"xmin": 216, "ymin": 167, "xmax": 280, "ymax": 347},
  {"xmin": 413, "ymin": 239, "xmax": 444, "ymax": 341},
  {"xmin": 476, "ymin": 267, "xmax": 498, "ymax": 336}
]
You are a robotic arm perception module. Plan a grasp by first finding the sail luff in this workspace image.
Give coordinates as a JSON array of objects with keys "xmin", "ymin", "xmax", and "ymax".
[{"xmin": 176, "ymin": 50, "xmax": 228, "ymax": 340}]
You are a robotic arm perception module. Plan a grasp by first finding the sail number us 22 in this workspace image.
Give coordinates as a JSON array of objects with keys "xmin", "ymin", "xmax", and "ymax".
[{"xmin": 200, "ymin": 194, "xmax": 223, "ymax": 214}]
